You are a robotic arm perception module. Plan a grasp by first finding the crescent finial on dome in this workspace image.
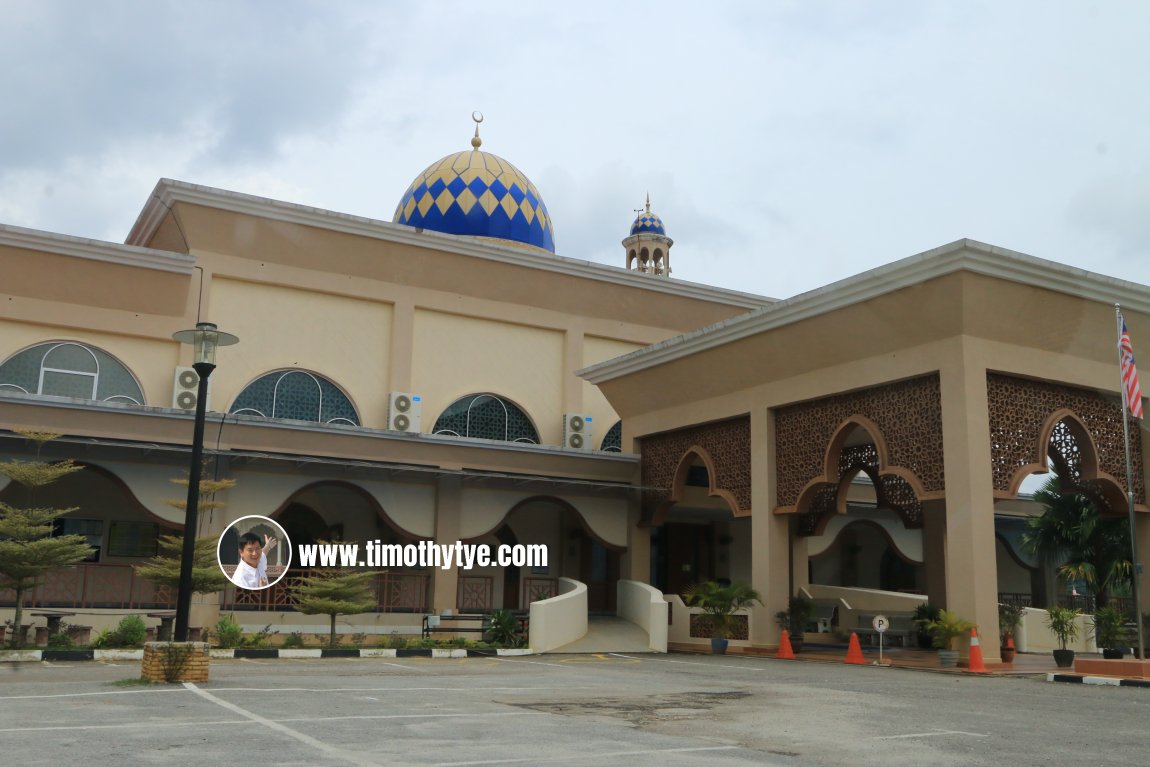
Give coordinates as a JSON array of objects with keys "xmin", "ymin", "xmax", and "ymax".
[{"xmin": 471, "ymin": 111, "xmax": 484, "ymax": 149}]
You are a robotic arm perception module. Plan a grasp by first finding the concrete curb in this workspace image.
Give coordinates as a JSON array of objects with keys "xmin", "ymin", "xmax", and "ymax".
[
  {"xmin": 1047, "ymin": 673, "xmax": 1150, "ymax": 688},
  {"xmin": 1, "ymin": 647, "xmax": 534, "ymax": 663}
]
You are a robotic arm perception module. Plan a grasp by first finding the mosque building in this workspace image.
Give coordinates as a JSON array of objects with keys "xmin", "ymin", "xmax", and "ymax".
[{"xmin": 1, "ymin": 116, "xmax": 1147, "ymax": 658}]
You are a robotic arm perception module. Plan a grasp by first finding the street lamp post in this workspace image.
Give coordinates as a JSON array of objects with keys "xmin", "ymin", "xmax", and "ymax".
[{"xmin": 171, "ymin": 322, "xmax": 238, "ymax": 642}]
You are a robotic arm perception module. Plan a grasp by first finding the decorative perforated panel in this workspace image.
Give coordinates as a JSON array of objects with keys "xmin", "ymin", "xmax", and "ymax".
[
  {"xmin": 987, "ymin": 373, "xmax": 1144, "ymax": 506},
  {"xmin": 799, "ymin": 444, "xmax": 924, "ymax": 535},
  {"xmin": 775, "ymin": 375, "xmax": 944, "ymax": 509},
  {"xmin": 639, "ymin": 417, "xmax": 751, "ymax": 522}
]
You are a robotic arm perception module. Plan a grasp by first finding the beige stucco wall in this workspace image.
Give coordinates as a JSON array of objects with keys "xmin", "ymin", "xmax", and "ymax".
[
  {"xmin": 413, "ymin": 309, "xmax": 564, "ymax": 442},
  {"xmin": 207, "ymin": 277, "xmax": 392, "ymax": 425}
]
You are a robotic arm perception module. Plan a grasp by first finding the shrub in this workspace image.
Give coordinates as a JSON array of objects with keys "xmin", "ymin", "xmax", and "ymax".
[
  {"xmin": 283, "ymin": 631, "xmax": 306, "ymax": 649},
  {"xmin": 47, "ymin": 631, "xmax": 75, "ymax": 650},
  {"xmin": 483, "ymin": 609, "xmax": 527, "ymax": 647},
  {"xmin": 114, "ymin": 616, "xmax": 147, "ymax": 647},
  {"xmin": 213, "ymin": 615, "xmax": 244, "ymax": 649},
  {"xmin": 240, "ymin": 624, "xmax": 276, "ymax": 649},
  {"xmin": 381, "ymin": 633, "xmax": 408, "ymax": 649},
  {"xmin": 90, "ymin": 616, "xmax": 148, "ymax": 649}
]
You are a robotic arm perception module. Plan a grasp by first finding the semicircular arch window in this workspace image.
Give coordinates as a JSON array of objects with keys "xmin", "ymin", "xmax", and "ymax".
[
  {"xmin": 601, "ymin": 420, "xmax": 623, "ymax": 452},
  {"xmin": 229, "ymin": 370, "xmax": 359, "ymax": 426},
  {"xmin": 0, "ymin": 341, "xmax": 144, "ymax": 404},
  {"xmin": 432, "ymin": 393, "xmax": 539, "ymax": 444}
]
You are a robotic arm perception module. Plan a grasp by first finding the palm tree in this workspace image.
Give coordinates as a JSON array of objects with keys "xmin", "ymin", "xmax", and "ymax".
[{"xmin": 1022, "ymin": 475, "xmax": 1131, "ymax": 609}]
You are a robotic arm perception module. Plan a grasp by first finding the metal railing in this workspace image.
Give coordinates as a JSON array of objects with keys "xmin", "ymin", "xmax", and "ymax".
[
  {"xmin": 220, "ymin": 571, "xmax": 431, "ymax": 613},
  {"xmin": 0, "ymin": 565, "xmax": 431, "ymax": 614},
  {"xmin": 0, "ymin": 563, "xmax": 175, "ymax": 610}
]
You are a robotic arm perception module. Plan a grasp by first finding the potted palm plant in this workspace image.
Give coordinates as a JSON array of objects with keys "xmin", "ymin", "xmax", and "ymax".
[
  {"xmin": 683, "ymin": 580, "xmax": 761, "ymax": 655},
  {"xmin": 1091, "ymin": 606, "xmax": 1130, "ymax": 660},
  {"xmin": 998, "ymin": 602, "xmax": 1024, "ymax": 663},
  {"xmin": 923, "ymin": 609, "xmax": 974, "ymax": 668},
  {"xmin": 1046, "ymin": 606, "xmax": 1080, "ymax": 668},
  {"xmin": 912, "ymin": 603, "xmax": 940, "ymax": 650},
  {"xmin": 775, "ymin": 595, "xmax": 815, "ymax": 653}
]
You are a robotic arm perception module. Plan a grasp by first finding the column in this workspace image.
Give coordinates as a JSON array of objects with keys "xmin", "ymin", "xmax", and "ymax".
[
  {"xmin": 938, "ymin": 338, "xmax": 1000, "ymax": 662},
  {"xmin": 751, "ymin": 406, "xmax": 789, "ymax": 647},
  {"xmin": 432, "ymin": 475, "xmax": 462, "ymax": 613}
]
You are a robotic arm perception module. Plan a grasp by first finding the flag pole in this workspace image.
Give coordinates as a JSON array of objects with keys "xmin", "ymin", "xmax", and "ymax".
[{"xmin": 1116, "ymin": 304, "xmax": 1145, "ymax": 660}]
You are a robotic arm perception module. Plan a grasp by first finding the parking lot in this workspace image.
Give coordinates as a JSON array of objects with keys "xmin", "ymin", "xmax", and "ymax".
[{"xmin": 2, "ymin": 652, "xmax": 1148, "ymax": 767}]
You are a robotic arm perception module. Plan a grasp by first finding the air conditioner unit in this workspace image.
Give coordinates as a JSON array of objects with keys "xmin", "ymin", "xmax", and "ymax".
[
  {"xmin": 172, "ymin": 366, "xmax": 210, "ymax": 411},
  {"xmin": 388, "ymin": 392, "xmax": 423, "ymax": 432},
  {"xmin": 563, "ymin": 413, "xmax": 593, "ymax": 450}
]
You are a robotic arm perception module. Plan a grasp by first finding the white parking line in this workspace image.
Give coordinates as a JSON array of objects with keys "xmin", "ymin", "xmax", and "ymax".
[
  {"xmin": 184, "ymin": 683, "xmax": 385, "ymax": 767},
  {"xmin": 434, "ymin": 745, "xmax": 740, "ymax": 766},
  {"xmin": 485, "ymin": 656, "xmax": 571, "ymax": 669},
  {"xmin": 0, "ymin": 710, "xmax": 547, "ymax": 735},
  {"xmin": 609, "ymin": 653, "xmax": 769, "ymax": 672},
  {"xmin": 0, "ymin": 685, "xmax": 596, "ymax": 701},
  {"xmin": 873, "ymin": 729, "xmax": 989, "ymax": 740}
]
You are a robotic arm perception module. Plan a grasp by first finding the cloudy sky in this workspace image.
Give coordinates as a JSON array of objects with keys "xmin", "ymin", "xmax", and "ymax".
[{"xmin": 3, "ymin": 1, "xmax": 1148, "ymax": 299}]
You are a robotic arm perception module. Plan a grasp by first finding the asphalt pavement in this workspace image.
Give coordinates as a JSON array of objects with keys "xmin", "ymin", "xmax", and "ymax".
[{"xmin": 1, "ymin": 652, "xmax": 1147, "ymax": 767}]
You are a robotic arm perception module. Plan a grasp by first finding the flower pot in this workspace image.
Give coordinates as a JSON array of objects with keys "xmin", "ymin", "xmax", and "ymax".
[
  {"xmin": 1102, "ymin": 648, "xmax": 1126, "ymax": 660},
  {"xmin": 1000, "ymin": 646, "xmax": 1016, "ymax": 664},
  {"xmin": 790, "ymin": 635, "xmax": 804, "ymax": 654},
  {"xmin": 1053, "ymin": 649, "xmax": 1075, "ymax": 668},
  {"xmin": 711, "ymin": 637, "xmax": 729, "ymax": 655},
  {"xmin": 937, "ymin": 649, "xmax": 959, "ymax": 668}
]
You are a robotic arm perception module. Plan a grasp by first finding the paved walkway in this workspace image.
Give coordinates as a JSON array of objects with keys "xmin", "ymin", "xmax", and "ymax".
[
  {"xmin": 784, "ymin": 643, "xmax": 1059, "ymax": 675},
  {"xmin": 547, "ymin": 615, "xmax": 653, "ymax": 653}
]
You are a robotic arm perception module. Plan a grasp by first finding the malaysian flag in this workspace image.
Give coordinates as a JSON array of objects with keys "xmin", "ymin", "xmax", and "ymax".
[{"xmin": 1120, "ymin": 317, "xmax": 1144, "ymax": 419}]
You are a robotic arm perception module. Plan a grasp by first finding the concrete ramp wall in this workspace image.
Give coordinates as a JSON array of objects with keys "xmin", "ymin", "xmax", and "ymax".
[
  {"xmin": 617, "ymin": 580, "xmax": 667, "ymax": 652},
  {"xmin": 528, "ymin": 577, "xmax": 586, "ymax": 653}
]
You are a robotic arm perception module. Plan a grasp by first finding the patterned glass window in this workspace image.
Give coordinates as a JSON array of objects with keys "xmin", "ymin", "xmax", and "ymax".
[
  {"xmin": 601, "ymin": 420, "xmax": 623, "ymax": 452},
  {"xmin": 0, "ymin": 341, "xmax": 144, "ymax": 404},
  {"xmin": 230, "ymin": 370, "xmax": 359, "ymax": 426},
  {"xmin": 433, "ymin": 394, "xmax": 539, "ymax": 444}
]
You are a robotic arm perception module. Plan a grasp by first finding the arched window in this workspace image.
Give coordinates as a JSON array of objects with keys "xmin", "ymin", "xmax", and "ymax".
[
  {"xmin": 230, "ymin": 370, "xmax": 359, "ymax": 426},
  {"xmin": 601, "ymin": 420, "xmax": 623, "ymax": 452},
  {"xmin": 433, "ymin": 394, "xmax": 539, "ymax": 444},
  {"xmin": 0, "ymin": 341, "xmax": 144, "ymax": 404}
]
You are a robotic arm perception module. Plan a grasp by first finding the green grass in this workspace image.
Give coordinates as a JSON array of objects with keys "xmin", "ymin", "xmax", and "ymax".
[{"xmin": 110, "ymin": 677, "xmax": 158, "ymax": 687}]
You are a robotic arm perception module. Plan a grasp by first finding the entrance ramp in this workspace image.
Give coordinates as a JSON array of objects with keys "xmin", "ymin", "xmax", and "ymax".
[{"xmin": 546, "ymin": 615, "xmax": 655, "ymax": 654}]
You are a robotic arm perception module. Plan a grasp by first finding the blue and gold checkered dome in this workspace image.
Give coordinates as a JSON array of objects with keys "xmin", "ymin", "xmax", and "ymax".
[
  {"xmin": 629, "ymin": 198, "xmax": 666, "ymax": 236},
  {"xmin": 393, "ymin": 126, "xmax": 555, "ymax": 253}
]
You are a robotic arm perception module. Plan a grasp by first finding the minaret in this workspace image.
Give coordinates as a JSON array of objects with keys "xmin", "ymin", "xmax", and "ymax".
[{"xmin": 622, "ymin": 194, "xmax": 673, "ymax": 277}]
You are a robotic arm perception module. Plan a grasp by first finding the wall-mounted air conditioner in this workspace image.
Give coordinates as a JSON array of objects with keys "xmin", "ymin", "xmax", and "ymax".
[
  {"xmin": 388, "ymin": 392, "xmax": 423, "ymax": 432},
  {"xmin": 172, "ymin": 366, "xmax": 210, "ymax": 411},
  {"xmin": 563, "ymin": 413, "xmax": 593, "ymax": 450}
]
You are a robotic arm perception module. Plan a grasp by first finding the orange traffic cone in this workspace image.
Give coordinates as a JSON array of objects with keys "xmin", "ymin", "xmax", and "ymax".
[
  {"xmin": 1006, "ymin": 634, "xmax": 1015, "ymax": 650},
  {"xmin": 845, "ymin": 632, "xmax": 865, "ymax": 664},
  {"xmin": 776, "ymin": 629, "xmax": 795, "ymax": 659},
  {"xmin": 966, "ymin": 627, "xmax": 987, "ymax": 673}
]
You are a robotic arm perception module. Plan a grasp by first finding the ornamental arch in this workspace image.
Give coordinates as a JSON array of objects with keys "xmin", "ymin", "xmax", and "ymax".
[
  {"xmin": 988, "ymin": 373, "xmax": 1145, "ymax": 514},
  {"xmin": 462, "ymin": 495, "xmax": 623, "ymax": 612}
]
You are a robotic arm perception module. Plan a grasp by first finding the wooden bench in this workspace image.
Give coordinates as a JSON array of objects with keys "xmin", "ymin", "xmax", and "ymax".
[{"xmin": 421, "ymin": 612, "xmax": 527, "ymax": 640}]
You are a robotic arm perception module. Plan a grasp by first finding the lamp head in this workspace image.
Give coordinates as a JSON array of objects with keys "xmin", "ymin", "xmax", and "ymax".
[{"xmin": 173, "ymin": 322, "xmax": 239, "ymax": 365}]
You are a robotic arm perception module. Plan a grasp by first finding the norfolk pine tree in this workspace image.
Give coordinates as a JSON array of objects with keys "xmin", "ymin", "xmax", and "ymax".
[
  {"xmin": 293, "ymin": 564, "xmax": 377, "ymax": 647},
  {"xmin": 0, "ymin": 430, "xmax": 92, "ymax": 648},
  {"xmin": 134, "ymin": 474, "xmax": 234, "ymax": 596}
]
